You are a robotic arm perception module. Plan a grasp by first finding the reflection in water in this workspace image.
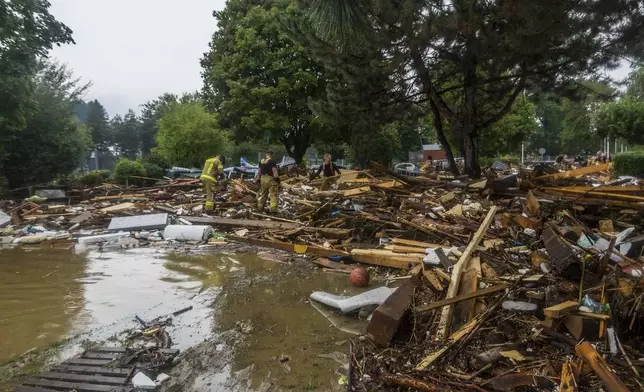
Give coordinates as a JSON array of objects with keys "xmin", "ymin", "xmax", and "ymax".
[
  {"xmin": 0, "ymin": 248, "xmax": 85, "ymax": 362},
  {"xmin": 0, "ymin": 248, "xmax": 362, "ymax": 391}
]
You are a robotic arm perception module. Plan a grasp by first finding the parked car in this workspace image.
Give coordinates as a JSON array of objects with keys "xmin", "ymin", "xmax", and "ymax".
[{"xmin": 394, "ymin": 163, "xmax": 419, "ymax": 176}]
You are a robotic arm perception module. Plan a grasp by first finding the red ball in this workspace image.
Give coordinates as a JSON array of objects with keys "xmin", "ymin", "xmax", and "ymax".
[{"xmin": 349, "ymin": 267, "xmax": 370, "ymax": 287}]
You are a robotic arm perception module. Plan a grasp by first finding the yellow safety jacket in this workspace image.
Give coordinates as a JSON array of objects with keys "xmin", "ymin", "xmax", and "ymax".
[{"xmin": 200, "ymin": 157, "xmax": 223, "ymax": 182}]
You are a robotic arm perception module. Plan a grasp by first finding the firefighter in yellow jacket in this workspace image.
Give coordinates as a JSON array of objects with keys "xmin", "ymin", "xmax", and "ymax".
[
  {"xmin": 200, "ymin": 155, "xmax": 226, "ymax": 212},
  {"xmin": 256, "ymin": 151, "xmax": 280, "ymax": 213}
]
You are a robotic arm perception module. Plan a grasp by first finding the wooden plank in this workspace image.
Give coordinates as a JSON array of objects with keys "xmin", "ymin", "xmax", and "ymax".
[
  {"xmin": 452, "ymin": 267, "xmax": 478, "ymax": 328},
  {"xmin": 367, "ymin": 278, "xmax": 419, "ymax": 346},
  {"xmin": 38, "ymin": 372, "xmax": 127, "ymax": 385},
  {"xmin": 436, "ymin": 206, "xmax": 498, "ymax": 339},
  {"xmin": 23, "ymin": 378, "xmax": 131, "ymax": 392},
  {"xmin": 49, "ymin": 365, "xmax": 132, "ymax": 376},
  {"xmin": 560, "ymin": 361, "xmax": 579, "ymax": 392},
  {"xmin": 227, "ymin": 235, "xmax": 348, "ymax": 257},
  {"xmin": 415, "ymin": 284, "xmax": 508, "ymax": 313},
  {"xmin": 391, "ymin": 238, "xmax": 450, "ymax": 249},
  {"xmin": 389, "ymin": 245, "xmax": 428, "ymax": 254},
  {"xmin": 536, "ymin": 163, "xmax": 610, "ymax": 179},
  {"xmin": 575, "ymin": 342, "xmax": 630, "ymax": 392},
  {"xmin": 82, "ymin": 352, "xmax": 122, "ymax": 360},
  {"xmin": 16, "ymin": 387, "xmax": 61, "ymax": 392},
  {"xmin": 63, "ymin": 358, "xmax": 116, "ymax": 366},
  {"xmin": 185, "ymin": 216, "xmax": 298, "ymax": 229},
  {"xmin": 540, "ymin": 187, "xmax": 644, "ymax": 203},
  {"xmin": 187, "ymin": 216, "xmax": 350, "ymax": 237},
  {"xmin": 422, "ymin": 270, "xmax": 443, "ymax": 291},
  {"xmin": 350, "ymin": 249, "xmax": 423, "ymax": 269},
  {"xmin": 543, "ymin": 300, "xmax": 580, "ymax": 319},
  {"xmin": 99, "ymin": 203, "xmax": 137, "ymax": 213}
]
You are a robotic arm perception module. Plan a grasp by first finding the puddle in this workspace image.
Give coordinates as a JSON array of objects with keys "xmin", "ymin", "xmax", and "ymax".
[{"xmin": 0, "ymin": 248, "xmax": 367, "ymax": 391}]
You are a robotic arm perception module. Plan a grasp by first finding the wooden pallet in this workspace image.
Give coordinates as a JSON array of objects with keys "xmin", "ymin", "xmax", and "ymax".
[{"xmin": 16, "ymin": 347, "xmax": 179, "ymax": 392}]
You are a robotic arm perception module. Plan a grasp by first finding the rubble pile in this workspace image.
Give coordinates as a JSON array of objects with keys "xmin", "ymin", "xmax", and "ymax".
[{"xmin": 1, "ymin": 161, "xmax": 644, "ymax": 391}]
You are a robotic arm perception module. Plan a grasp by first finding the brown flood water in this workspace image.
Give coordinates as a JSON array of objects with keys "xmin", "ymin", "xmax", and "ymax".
[{"xmin": 0, "ymin": 247, "xmax": 365, "ymax": 391}]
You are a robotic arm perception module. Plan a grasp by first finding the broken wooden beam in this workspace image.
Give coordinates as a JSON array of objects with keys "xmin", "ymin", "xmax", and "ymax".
[
  {"xmin": 536, "ymin": 163, "xmax": 610, "ymax": 180},
  {"xmin": 436, "ymin": 206, "xmax": 498, "ymax": 339},
  {"xmin": 227, "ymin": 235, "xmax": 348, "ymax": 258},
  {"xmin": 185, "ymin": 216, "xmax": 350, "ymax": 237},
  {"xmin": 350, "ymin": 249, "xmax": 423, "ymax": 269},
  {"xmin": 575, "ymin": 342, "xmax": 631, "ymax": 392},
  {"xmin": 367, "ymin": 277, "xmax": 418, "ymax": 346},
  {"xmin": 415, "ymin": 284, "xmax": 508, "ymax": 313},
  {"xmin": 543, "ymin": 300, "xmax": 579, "ymax": 319}
]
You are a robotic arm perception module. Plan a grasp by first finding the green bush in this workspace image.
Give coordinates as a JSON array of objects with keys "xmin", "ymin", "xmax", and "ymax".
[
  {"xmin": 78, "ymin": 170, "xmax": 111, "ymax": 187},
  {"xmin": 112, "ymin": 159, "xmax": 146, "ymax": 184},
  {"xmin": 614, "ymin": 151, "xmax": 644, "ymax": 178},
  {"xmin": 142, "ymin": 162, "xmax": 164, "ymax": 179}
]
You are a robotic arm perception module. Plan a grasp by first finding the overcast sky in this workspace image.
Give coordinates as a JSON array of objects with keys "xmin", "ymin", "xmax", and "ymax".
[{"xmin": 49, "ymin": 0, "xmax": 226, "ymax": 117}]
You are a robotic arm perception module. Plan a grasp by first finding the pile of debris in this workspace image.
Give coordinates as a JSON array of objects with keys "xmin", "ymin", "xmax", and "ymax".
[{"xmin": 1, "ymin": 161, "xmax": 643, "ymax": 391}]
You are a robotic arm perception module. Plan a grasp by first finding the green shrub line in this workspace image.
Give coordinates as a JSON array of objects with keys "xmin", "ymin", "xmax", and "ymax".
[{"xmin": 614, "ymin": 151, "xmax": 644, "ymax": 178}]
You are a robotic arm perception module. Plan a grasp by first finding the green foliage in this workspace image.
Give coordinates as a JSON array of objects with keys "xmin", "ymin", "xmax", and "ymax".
[
  {"xmin": 111, "ymin": 109, "xmax": 141, "ymax": 158},
  {"xmin": 595, "ymin": 98, "xmax": 644, "ymax": 145},
  {"xmin": 0, "ymin": 0, "xmax": 76, "ymax": 188},
  {"xmin": 1, "ymin": 62, "xmax": 91, "ymax": 188},
  {"xmin": 79, "ymin": 170, "xmax": 111, "ymax": 187},
  {"xmin": 303, "ymin": 0, "xmax": 644, "ymax": 177},
  {"xmin": 142, "ymin": 151, "xmax": 170, "ymax": 170},
  {"xmin": 85, "ymin": 100, "xmax": 111, "ymax": 151},
  {"xmin": 154, "ymin": 102, "xmax": 229, "ymax": 168},
  {"xmin": 142, "ymin": 162, "xmax": 164, "ymax": 179},
  {"xmin": 112, "ymin": 158, "xmax": 145, "ymax": 184},
  {"xmin": 139, "ymin": 93, "xmax": 180, "ymax": 156},
  {"xmin": 613, "ymin": 152, "xmax": 644, "ymax": 178},
  {"xmin": 480, "ymin": 95, "xmax": 539, "ymax": 157},
  {"xmin": 344, "ymin": 125, "xmax": 401, "ymax": 168},
  {"xmin": 201, "ymin": 0, "xmax": 326, "ymax": 163},
  {"xmin": 627, "ymin": 68, "xmax": 644, "ymax": 100}
]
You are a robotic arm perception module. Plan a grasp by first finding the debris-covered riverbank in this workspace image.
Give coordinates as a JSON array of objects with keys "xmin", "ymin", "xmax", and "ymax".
[{"xmin": 2, "ymin": 160, "xmax": 644, "ymax": 391}]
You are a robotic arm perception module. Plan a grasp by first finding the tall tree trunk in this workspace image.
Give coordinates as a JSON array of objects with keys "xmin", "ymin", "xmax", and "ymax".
[
  {"xmin": 430, "ymin": 101, "xmax": 459, "ymax": 176},
  {"xmin": 462, "ymin": 130, "xmax": 481, "ymax": 178}
]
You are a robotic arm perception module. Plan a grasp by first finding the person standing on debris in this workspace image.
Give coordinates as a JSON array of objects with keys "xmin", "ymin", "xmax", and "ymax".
[
  {"xmin": 200, "ymin": 155, "xmax": 226, "ymax": 212},
  {"xmin": 256, "ymin": 151, "xmax": 280, "ymax": 213},
  {"xmin": 311, "ymin": 154, "xmax": 341, "ymax": 180}
]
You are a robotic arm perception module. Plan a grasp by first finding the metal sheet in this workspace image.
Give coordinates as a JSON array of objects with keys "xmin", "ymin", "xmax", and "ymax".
[
  {"xmin": 107, "ymin": 213, "xmax": 168, "ymax": 231},
  {"xmin": 0, "ymin": 210, "xmax": 10, "ymax": 228}
]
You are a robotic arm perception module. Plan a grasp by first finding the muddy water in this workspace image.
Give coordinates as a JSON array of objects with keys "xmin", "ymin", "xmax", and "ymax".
[{"xmin": 0, "ymin": 247, "xmax": 365, "ymax": 391}]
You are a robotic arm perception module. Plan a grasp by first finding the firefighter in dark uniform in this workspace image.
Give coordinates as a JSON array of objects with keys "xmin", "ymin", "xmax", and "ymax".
[{"xmin": 256, "ymin": 151, "xmax": 280, "ymax": 213}]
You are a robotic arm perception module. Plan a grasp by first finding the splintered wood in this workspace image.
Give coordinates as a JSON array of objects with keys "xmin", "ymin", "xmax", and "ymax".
[{"xmin": 435, "ymin": 206, "xmax": 498, "ymax": 339}]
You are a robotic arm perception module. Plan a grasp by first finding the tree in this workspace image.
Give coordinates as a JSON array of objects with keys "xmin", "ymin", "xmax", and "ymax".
[
  {"xmin": 303, "ymin": 0, "xmax": 644, "ymax": 177},
  {"xmin": 1, "ymin": 61, "xmax": 91, "ymax": 188},
  {"xmin": 112, "ymin": 109, "xmax": 141, "ymax": 158},
  {"xmin": 201, "ymin": 0, "xmax": 326, "ymax": 163},
  {"xmin": 595, "ymin": 98, "xmax": 644, "ymax": 146},
  {"xmin": 0, "ymin": 0, "xmax": 75, "ymax": 182},
  {"xmin": 480, "ymin": 94, "xmax": 538, "ymax": 157},
  {"xmin": 85, "ymin": 100, "xmax": 111, "ymax": 151},
  {"xmin": 139, "ymin": 93, "xmax": 180, "ymax": 156},
  {"xmin": 627, "ymin": 67, "xmax": 644, "ymax": 100},
  {"xmin": 154, "ymin": 102, "xmax": 229, "ymax": 168}
]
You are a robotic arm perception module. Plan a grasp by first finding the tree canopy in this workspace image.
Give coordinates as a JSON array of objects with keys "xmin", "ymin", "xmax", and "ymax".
[
  {"xmin": 201, "ymin": 0, "xmax": 326, "ymax": 163},
  {"xmin": 154, "ymin": 101, "xmax": 229, "ymax": 168},
  {"xmin": 301, "ymin": 0, "xmax": 644, "ymax": 176}
]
